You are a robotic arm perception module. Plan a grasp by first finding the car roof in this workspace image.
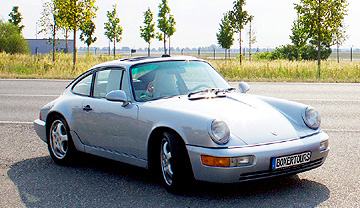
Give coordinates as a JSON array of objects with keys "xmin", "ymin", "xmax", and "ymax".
[{"xmin": 89, "ymin": 55, "xmax": 203, "ymax": 70}]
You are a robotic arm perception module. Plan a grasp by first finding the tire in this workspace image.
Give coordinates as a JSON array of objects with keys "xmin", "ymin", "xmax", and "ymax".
[
  {"xmin": 47, "ymin": 115, "xmax": 76, "ymax": 166},
  {"xmin": 159, "ymin": 131, "xmax": 194, "ymax": 193}
]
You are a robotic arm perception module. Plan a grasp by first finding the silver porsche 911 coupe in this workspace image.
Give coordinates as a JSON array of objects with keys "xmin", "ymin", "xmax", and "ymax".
[{"xmin": 34, "ymin": 55, "xmax": 329, "ymax": 192}]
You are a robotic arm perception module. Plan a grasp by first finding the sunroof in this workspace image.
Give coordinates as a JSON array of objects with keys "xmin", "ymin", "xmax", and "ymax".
[{"xmin": 120, "ymin": 57, "xmax": 159, "ymax": 62}]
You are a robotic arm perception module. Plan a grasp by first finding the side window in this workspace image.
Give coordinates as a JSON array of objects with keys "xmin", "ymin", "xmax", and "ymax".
[
  {"xmin": 131, "ymin": 65, "xmax": 157, "ymax": 101},
  {"xmin": 121, "ymin": 70, "xmax": 132, "ymax": 101},
  {"xmin": 93, "ymin": 68, "xmax": 123, "ymax": 98},
  {"xmin": 72, "ymin": 74, "xmax": 93, "ymax": 96}
]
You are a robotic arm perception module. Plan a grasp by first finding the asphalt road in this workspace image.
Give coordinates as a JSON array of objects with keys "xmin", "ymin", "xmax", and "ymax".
[{"xmin": 1, "ymin": 79, "xmax": 359, "ymax": 207}]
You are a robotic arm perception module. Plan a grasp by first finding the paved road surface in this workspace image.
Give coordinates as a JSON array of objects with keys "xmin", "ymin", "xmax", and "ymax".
[{"xmin": 1, "ymin": 79, "xmax": 359, "ymax": 207}]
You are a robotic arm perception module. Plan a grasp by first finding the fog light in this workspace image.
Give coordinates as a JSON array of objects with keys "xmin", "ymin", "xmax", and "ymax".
[
  {"xmin": 201, "ymin": 155, "xmax": 255, "ymax": 167},
  {"xmin": 320, "ymin": 140, "xmax": 329, "ymax": 152}
]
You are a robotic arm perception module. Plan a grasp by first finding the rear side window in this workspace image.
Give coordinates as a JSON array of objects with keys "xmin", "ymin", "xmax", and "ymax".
[
  {"xmin": 72, "ymin": 74, "xmax": 93, "ymax": 96},
  {"xmin": 93, "ymin": 69, "xmax": 123, "ymax": 98}
]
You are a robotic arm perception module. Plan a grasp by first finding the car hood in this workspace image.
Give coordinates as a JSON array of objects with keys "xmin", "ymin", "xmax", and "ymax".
[{"xmin": 151, "ymin": 93, "xmax": 303, "ymax": 146}]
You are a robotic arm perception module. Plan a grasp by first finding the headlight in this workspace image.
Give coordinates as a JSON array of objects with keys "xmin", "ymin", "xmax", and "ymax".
[
  {"xmin": 302, "ymin": 106, "xmax": 321, "ymax": 130},
  {"xmin": 208, "ymin": 119, "xmax": 230, "ymax": 145}
]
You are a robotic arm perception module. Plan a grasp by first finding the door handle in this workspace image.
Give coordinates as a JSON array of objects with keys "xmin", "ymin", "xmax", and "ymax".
[{"xmin": 83, "ymin": 105, "xmax": 92, "ymax": 112}]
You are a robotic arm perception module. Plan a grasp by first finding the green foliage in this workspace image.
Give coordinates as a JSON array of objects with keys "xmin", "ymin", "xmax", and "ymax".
[
  {"xmin": 140, "ymin": 8, "xmax": 155, "ymax": 56},
  {"xmin": 54, "ymin": 0, "xmax": 98, "ymax": 68},
  {"xmin": 0, "ymin": 53, "xmax": 118, "ymax": 79},
  {"xmin": 229, "ymin": 0, "xmax": 249, "ymax": 32},
  {"xmin": 0, "ymin": 21, "xmax": 29, "ymax": 54},
  {"xmin": 38, "ymin": 1, "xmax": 60, "ymax": 62},
  {"xmin": 157, "ymin": 0, "xmax": 176, "ymax": 54},
  {"xmin": 290, "ymin": 16, "xmax": 308, "ymax": 60},
  {"xmin": 80, "ymin": 19, "xmax": 97, "ymax": 51},
  {"xmin": 1, "ymin": 53, "xmax": 360, "ymax": 83},
  {"xmin": 38, "ymin": 2, "xmax": 57, "ymax": 38},
  {"xmin": 209, "ymin": 59, "xmax": 360, "ymax": 83},
  {"xmin": 54, "ymin": 0, "xmax": 98, "ymax": 31},
  {"xmin": 254, "ymin": 45, "xmax": 332, "ymax": 61},
  {"xmin": 295, "ymin": 0, "xmax": 348, "ymax": 77},
  {"xmin": 228, "ymin": 0, "xmax": 249, "ymax": 64},
  {"xmin": 8, "ymin": 6, "xmax": 24, "ymax": 33},
  {"xmin": 104, "ymin": 4, "xmax": 123, "ymax": 57},
  {"xmin": 216, "ymin": 12, "xmax": 234, "ymax": 59}
]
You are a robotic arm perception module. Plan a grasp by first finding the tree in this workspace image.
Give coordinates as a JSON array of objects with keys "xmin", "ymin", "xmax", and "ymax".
[
  {"xmin": 140, "ymin": 8, "xmax": 155, "ymax": 57},
  {"xmin": 157, "ymin": 0, "xmax": 176, "ymax": 55},
  {"xmin": 247, "ymin": 15, "xmax": 256, "ymax": 61},
  {"xmin": 54, "ymin": 0, "xmax": 98, "ymax": 70},
  {"xmin": 8, "ymin": 6, "xmax": 24, "ymax": 33},
  {"xmin": 290, "ymin": 15, "xmax": 308, "ymax": 60},
  {"xmin": 0, "ymin": 21, "xmax": 29, "ymax": 54},
  {"xmin": 166, "ymin": 13, "xmax": 176, "ymax": 55},
  {"xmin": 80, "ymin": 19, "xmax": 97, "ymax": 52},
  {"xmin": 216, "ymin": 12, "xmax": 234, "ymax": 59},
  {"xmin": 295, "ymin": 0, "xmax": 348, "ymax": 77},
  {"xmin": 229, "ymin": 0, "xmax": 249, "ymax": 65},
  {"xmin": 333, "ymin": 24, "xmax": 347, "ymax": 63},
  {"xmin": 104, "ymin": 4, "xmax": 123, "ymax": 58},
  {"xmin": 38, "ymin": 1, "xmax": 59, "ymax": 61}
]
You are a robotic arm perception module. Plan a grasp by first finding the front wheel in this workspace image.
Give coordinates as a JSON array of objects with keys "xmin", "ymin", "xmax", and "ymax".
[
  {"xmin": 159, "ymin": 131, "xmax": 194, "ymax": 193},
  {"xmin": 48, "ymin": 115, "xmax": 76, "ymax": 165}
]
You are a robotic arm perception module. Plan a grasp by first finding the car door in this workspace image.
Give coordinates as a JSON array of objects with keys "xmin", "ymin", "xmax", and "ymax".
[{"xmin": 81, "ymin": 67, "xmax": 139, "ymax": 157}]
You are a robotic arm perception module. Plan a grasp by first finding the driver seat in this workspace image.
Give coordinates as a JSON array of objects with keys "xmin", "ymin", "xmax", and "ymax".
[{"xmin": 153, "ymin": 70, "xmax": 179, "ymax": 98}]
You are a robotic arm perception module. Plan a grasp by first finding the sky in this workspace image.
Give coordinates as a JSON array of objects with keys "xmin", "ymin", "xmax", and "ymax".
[{"xmin": 0, "ymin": 0, "xmax": 359, "ymax": 50}]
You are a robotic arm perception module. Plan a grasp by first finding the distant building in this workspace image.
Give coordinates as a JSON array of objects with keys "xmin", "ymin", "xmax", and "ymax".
[{"xmin": 26, "ymin": 39, "xmax": 74, "ymax": 55}]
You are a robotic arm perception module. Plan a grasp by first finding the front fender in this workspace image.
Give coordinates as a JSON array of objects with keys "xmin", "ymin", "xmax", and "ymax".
[{"xmin": 254, "ymin": 95, "xmax": 321, "ymax": 135}]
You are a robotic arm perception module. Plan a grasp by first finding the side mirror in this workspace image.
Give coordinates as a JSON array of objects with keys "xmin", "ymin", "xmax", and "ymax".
[
  {"xmin": 105, "ymin": 90, "xmax": 129, "ymax": 107},
  {"xmin": 238, "ymin": 81, "xmax": 250, "ymax": 93}
]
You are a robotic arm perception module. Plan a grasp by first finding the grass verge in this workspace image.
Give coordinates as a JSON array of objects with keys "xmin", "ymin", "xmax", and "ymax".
[{"xmin": 0, "ymin": 52, "xmax": 359, "ymax": 82}]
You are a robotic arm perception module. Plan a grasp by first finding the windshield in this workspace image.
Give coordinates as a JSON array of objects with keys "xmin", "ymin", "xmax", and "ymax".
[{"xmin": 131, "ymin": 60, "xmax": 231, "ymax": 101}]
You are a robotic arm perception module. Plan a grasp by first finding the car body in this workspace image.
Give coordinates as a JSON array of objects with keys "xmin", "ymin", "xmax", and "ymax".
[{"xmin": 34, "ymin": 56, "xmax": 329, "ymax": 192}]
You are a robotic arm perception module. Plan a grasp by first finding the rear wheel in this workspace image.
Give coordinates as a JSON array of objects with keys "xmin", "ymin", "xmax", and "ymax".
[
  {"xmin": 159, "ymin": 131, "xmax": 194, "ymax": 193},
  {"xmin": 48, "ymin": 115, "xmax": 76, "ymax": 165}
]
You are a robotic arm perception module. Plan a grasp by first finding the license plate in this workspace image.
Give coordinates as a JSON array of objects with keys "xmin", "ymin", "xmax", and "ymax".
[{"xmin": 271, "ymin": 152, "xmax": 311, "ymax": 170}]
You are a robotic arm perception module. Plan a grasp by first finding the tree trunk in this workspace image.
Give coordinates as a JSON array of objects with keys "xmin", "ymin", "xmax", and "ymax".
[
  {"xmin": 249, "ymin": 21, "xmax": 252, "ymax": 62},
  {"xmin": 113, "ymin": 40, "xmax": 116, "ymax": 58},
  {"xmin": 148, "ymin": 43, "xmax": 150, "ymax": 57},
  {"xmin": 317, "ymin": 39, "xmax": 321, "ymax": 78},
  {"xmin": 239, "ymin": 31, "xmax": 242, "ymax": 65},
  {"xmin": 52, "ymin": 24, "xmax": 56, "ymax": 62},
  {"xmin": 163, "ymin": 33, "xmax": 167, "ymax": 54},
  {"xmin": 337, "ymin": 43, "xmax": 339, "ymax": 63},
  {"xmin": 65, "ymin": 29, "xmax": 68, "ymax": 53},
  {"xmin": 108, "ymin": 40, "xmax": 110, "ymax": 55},
  {"xmin": 169, "ymin": 36, "xmax": 171, "ymax": 56},
  {"xmin": 73, "ymin": 30, "xmax": 77, "ymax": 72},
  {"xmin": 317, "ymin": 0, "xmax": 321, "ymax": 78}
]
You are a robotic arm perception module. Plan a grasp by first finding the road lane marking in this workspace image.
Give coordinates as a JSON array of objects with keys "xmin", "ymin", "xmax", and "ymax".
[
  {"xmin": 294, "ymin": 99, "xmax": 360, "ymax": 102},
  {"xmin": 0, "ymin": 121, "xmax": 33, "ymax": 124},
  {"xmin": 323, "ymin": 129, "xmax": 360, "ymax": 133},
  {"xmin": 0, "ymin": 94, "xmax": 59, "ymax": 97}
]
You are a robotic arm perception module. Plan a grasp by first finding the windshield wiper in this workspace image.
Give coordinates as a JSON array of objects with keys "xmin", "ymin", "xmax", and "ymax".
[
  {"xmin": 214, "ymin": 87, "xmax": 236, "ymax": 95},
  {"xmin": 188, "ymin": 88, "xmax": 235, "ymax": 99}
]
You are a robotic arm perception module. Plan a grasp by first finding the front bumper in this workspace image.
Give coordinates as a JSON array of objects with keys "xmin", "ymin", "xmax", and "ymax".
[
  {"xmin": 34, "ymin": 119, "xmax": 47, "ymax": 143},
  {"xmin": 186, "ymin": 131, "xmax": 329, "ymax": 183}
]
